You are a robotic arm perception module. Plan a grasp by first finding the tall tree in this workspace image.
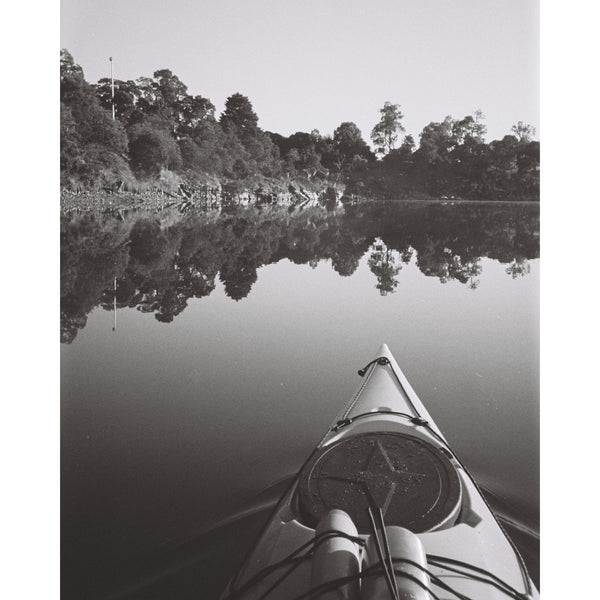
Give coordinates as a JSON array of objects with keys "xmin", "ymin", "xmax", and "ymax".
[
  {"xmin": 219, "ymin": 94, "xmax": 281, "ymax": 178},
  {"xmin": 333, "ymin": 122, "xmax": 373, "ymax": 166},
  {"xmin": 179, "ymin": 95, "xmax": 216, "ymax": 137},
  {"xmin": 371, "ymin": 102, "xmax": 405, "ymax": 156},
  {"xmin": 60, "ymin": 49, "xmax": 85, "ymax": 97},
  {"xmin": 220, "ymin": 93, "xmax": 259, "ymax": 140},
  {"xmin": 152, "ymin": 69, "xmax": 190, "ymax": 134},
  {"xmin": 452, "ymin": 111, "xmax": 487, "ymax": 145},
  {"xmin": 450, "ymin": 111, "xmax": 488, "ymax": 194},
  {"xmin": 511, "ymin": 121, "xmax": 536, "ymax": 143}
]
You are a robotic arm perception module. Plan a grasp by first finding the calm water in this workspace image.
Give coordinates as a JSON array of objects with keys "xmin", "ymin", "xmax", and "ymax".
[{"xmin": 61, "ymin": 200, "xmax": 539, "ymax": 599}]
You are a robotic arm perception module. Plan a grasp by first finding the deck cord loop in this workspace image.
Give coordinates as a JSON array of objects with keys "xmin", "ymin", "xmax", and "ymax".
[{"xmin": 358, "ymin": 356, "xmax": 390, "ymax": 377}]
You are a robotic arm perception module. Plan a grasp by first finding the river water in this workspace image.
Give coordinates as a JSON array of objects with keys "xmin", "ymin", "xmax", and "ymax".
[{"xmin": 60, "ymin": 200, "xmax": 539, "ymax": 599}]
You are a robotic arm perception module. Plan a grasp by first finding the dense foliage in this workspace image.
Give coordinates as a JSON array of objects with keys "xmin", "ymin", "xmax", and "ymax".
[{"xmin": 60, "ymin": 49, "xmax": 539, "ymax": 200}]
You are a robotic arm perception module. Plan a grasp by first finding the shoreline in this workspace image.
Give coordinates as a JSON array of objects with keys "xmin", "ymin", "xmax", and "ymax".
[{"xmin": 60, "ymin": 188, "xmax": 539, "ymax": 218}]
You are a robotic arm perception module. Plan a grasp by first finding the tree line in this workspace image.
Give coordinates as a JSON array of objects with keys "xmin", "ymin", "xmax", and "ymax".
[{"xmin": 60, "ymin": 49, "xmax": 539, "ymax": 200}]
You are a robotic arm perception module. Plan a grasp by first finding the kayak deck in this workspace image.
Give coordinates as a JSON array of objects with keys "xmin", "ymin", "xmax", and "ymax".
[{"xmin": 222, "ymin": 344, "xmax": 538, "ymax": 599}]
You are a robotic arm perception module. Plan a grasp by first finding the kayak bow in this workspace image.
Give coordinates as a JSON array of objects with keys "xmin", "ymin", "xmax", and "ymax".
[{"xmin": 221, "ymin": 344, "xmax": 538, "ymax": 599}]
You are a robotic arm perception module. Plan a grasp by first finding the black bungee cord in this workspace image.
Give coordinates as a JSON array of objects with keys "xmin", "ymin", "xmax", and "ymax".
[
  {"xmin": 287, "ymin": 562, "xmax": 445, "ymax": 600},
  {"xmin": 224, "ymin": 530, "xmax": 529, "ymax": 600},
  {"xmin": 426, "ymin": 555, "xmax": 530, "ymax": 599},
  {"xmin": 289, "ymin": 556, "xmax": 532, "ymax": 600},
  {"xmin": 222, "ymin": 529, "xmax": 365, "ymax": 600},
  {"xmin": 366, "ymin": 504, "xmax": 400, "ymax": 600}
]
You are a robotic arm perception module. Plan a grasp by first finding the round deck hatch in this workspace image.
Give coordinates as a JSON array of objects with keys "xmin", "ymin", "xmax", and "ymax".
[{"xmin": 297, "ymin": 431, "xmax": 461, "ymax": 534}]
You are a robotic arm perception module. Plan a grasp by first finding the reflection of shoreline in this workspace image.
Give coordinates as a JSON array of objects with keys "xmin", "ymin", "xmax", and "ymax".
[
  {"xmin": 349, "ymin": 198, "xmax": 540, "ymax": 207},
  {"xmin": 59, "ymin": 184, "xmax": 344, "ymax": 219},
  {"xmin": 61, "ymin": 202, "xmax": 539, "ymax": 343},
  {"xmin": 60, "ymin": 188, "xmax": 539, "ymax": 219}
]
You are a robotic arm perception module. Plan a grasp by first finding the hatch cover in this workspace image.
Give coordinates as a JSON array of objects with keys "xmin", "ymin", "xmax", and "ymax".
[{"xmin": 297, "ymin": 431, "xmax": 461, "ymax": 534}]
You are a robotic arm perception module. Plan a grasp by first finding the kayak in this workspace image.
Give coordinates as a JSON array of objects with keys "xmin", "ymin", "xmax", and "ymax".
[{"xmin": 220, "ymin": 344, "xmax": 539, "ymax": 599}]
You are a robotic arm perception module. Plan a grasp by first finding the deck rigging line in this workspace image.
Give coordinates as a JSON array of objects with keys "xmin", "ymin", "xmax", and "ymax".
[{"xmin": 366, "ymin": 504, "xmax": 400, "ymax": 600}]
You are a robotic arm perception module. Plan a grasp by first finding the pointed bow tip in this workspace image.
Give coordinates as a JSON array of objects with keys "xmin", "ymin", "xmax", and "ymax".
[{"xmin": 376, "ymin": 343, "xmax": 392, "ymax": 359}]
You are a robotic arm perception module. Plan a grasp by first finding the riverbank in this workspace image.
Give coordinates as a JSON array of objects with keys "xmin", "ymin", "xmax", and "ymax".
[
  {"xmin": 60, "ymin": 187, "xmax": 539, "ymax": 219},
  {"xmin": 60, "ymin": 179, "xmax": 345, "ymax": 218}
]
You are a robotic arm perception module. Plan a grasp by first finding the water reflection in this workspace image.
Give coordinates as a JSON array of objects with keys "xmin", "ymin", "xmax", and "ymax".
[
  {"xmin": 61, "ymin": 202, "xmax": 539, "ymax": 343},
  {"xmin": 368, "ymin": 240, "xmax": 404, "ymax": 295}
]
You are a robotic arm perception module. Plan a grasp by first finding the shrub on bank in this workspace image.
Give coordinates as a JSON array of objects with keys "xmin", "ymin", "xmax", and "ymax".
[{"xmin": 61, "ymin": 144, "xmax": 137, "ymax": 191}]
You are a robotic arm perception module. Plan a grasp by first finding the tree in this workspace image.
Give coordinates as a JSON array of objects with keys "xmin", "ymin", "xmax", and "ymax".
[
  {"xmin": 371, "ymin": 102, "xmax": 405, "ymax": 156},
  {"xmin": 114, "ymin": 70, "xmax": 200, "ymax": 137},
  {"xmin": 277, "ymin": 131, "xmax": 322, "ymax": 176},
  {"xmin": 515, "ymin": 140, "xmax": 540, "ymax": 198},
  {"xmin": 217, "ymin": 94, "xmax": 281, "ymax": 178},
  {"xmin": 134, "ymin": 76, "xmax": 162, "ymax": 114},
  {"xmin": 452, "ymin": 111, "xmax": 487, "ymax": 145},
  {"xmin": 153, "ymin": 69, "xmax": 188, "ymax": 107},
  {"xmin": 417, "ymin": 116, "xmax": 456, "ymax": 161},
  {"xmin": 60, "ymin": 103, "xmax": 82, "ymax": 173},
  {"xmin": 383, "ymin": 135, "xmax": 415, "ymax": 170},
  {"xmin": 511, "ymin": 121, "xmax": 536, "ymax": 143},
  {"xmin": 411, "ymin": 117, "xmax": 456, "ymax": 194},
  {"xmin": 410, "ymin": 113, "xmax": 490, "ymax": 196},
  {"xmin": 220, "ymin": 93, "xmax": 259, "ymax": 140},
  {"xmin": 485, "ymin": 135, "xmax": 519, "ymax": 195},
  {"xmin": 332, "ymin": 122, "xmax": 373, "ymax": 169},
  {"xmin": 450, "ymin": 112, "xmax": 488, "ymax": 195},
  {"xmin": 60, "ymin": 49, "xmax": 85, "ymax": 98},
  {"xmin": 95, "ymin": 78, "xmax": 140, "ymax": 124},
  {"xmin": 152, "ymin": 69, "xmax": 192, "ymax": 135},
  {"xmin": 179, "ymin": 94, "xmax": 216, "ymax": 137}
]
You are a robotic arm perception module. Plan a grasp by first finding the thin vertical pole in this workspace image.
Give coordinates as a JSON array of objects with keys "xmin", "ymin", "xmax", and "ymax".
[
  {"xmin": 110, "ymin": 57, "xmax": 115, "ymax": 120},
  {"xmin": 112, "ymin": 277, "xmax": 117, "ymax": 331}
]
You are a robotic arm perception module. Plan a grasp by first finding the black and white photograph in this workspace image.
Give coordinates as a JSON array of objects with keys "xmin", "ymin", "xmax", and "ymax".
[{"xmin": 54, "ymin": 1, "xmax": 545, "ymax": 598}]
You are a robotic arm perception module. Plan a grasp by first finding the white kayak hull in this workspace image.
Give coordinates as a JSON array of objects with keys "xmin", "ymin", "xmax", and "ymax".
[{"xmin": 221, "ymin": 344, "xmax": 538, "ymax": 599}]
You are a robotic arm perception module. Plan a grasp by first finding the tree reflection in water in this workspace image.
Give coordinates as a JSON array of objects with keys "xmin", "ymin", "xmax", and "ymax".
[
  {"xmin": 505, "ymin": 257, "xmax": 531, "ymax": 279},
  {"xmin": 367, "ymin": 240, "xmax": 401, "ymax": 295},
  {"xmin": 61, "ymin": 202, "xmax": 539, "ymax": 343}
]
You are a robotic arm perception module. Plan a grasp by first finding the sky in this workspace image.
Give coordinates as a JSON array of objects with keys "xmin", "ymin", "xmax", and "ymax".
[{"xmin": 60, "ymin": 0, "xmax": 539, "ymax": 144}]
